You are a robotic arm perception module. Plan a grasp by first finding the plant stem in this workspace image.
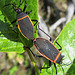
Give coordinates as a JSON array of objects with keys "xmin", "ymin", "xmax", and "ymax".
[{"xmin": 24, "ymin": 47, "xmax": 40, "ymax": 75}]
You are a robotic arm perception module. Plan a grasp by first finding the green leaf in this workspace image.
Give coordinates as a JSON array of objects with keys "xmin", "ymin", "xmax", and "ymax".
[
  {"xmin": 40, "ymin": 19, "xmax": 75, "ymax": 75},
  {"xmin": 0, "ymin": 0, "xmax": 38, "ymax": 52},
  {"xmin": 9, "ymin": 66, "xmax": 18, "ymax": 75}
]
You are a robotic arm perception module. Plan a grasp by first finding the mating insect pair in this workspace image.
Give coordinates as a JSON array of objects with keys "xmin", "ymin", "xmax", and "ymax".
[{"xmin": 4, "ymin": 0, "xmax": 70, "ymax": 75}]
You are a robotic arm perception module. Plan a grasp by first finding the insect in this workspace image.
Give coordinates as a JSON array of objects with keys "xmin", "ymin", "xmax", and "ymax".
[
  {"xmin": 4, "ymin": 0, "xmax": 67, "ymax": 75},
  {"xmin": 5, "ymin": 0, "xmax": 38, "ymax": 40},
  {"xmin": 33, "ymin": 37, "xmax": 64, "ymax": 75},
  {"xmin": 23, "ymin": 24, "xmax": 65, "ymax": 75},
  {"xmin": 32, "ymin": 29, "xmax": 71, "ymax": 75}
]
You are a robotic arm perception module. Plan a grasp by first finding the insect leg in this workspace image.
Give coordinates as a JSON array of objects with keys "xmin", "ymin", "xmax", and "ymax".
[
  {"xmin": 38, "ymin": 25, "xmax": 52, "ymax": 41},
  {"xmin": 32, "ymin": 20, "xmax": 38, "ymax": 26},
  {"xmin": 49, "ymin": 61, "xmax": 51, "ymax": 67},
  {"xmin": 18, "ymin": 0, "xmax": 24, "ymax": 8},
  {"xmin": 12, "ymin": 25, "xmax": 18, "ymax": 31},
  {"xmin": 26, "ymin": 10, "xmax": 32, "ymax": 14},
  {"xmin": 23, "ymin": 0, "xmax": 32, "ymax": 14},
  {"xmin": 55, "ymin": 39, "xmax": 62, "ymax": 50},
  {"xmin": 29, "ymin": 48, "xmax": 43, "ymax": 57},
  {"xmin": 11, "ymin": 20, "xmax": 16, "ymax": 24},
  {"xmin": 60, "ymin": 65, "xmax": 64, "ymax": 75},
  {"xmin": 11, "ymin": 20, "xmax": 19, "ymax": 37},
  {"xmin": 11, "ymin": 20, "xmax": 17, "ymax": 31},
  {"xmin": 41, "ymin": 61, "xmax": 51, "ymax": 70},
  {"xmin": 54, "ymin": 63, "xmax": 57, "ymax": 75},
  {"xmin": 23, "ymin": 0, "xmax": 27, "ymax": 12},
  {"xmin": 11, "ymin": 20, "xmax": 18, "ymax": 31},
  {"xmin": 23, "ymin": 46, "xmax": 43, "ymax": 57}
]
